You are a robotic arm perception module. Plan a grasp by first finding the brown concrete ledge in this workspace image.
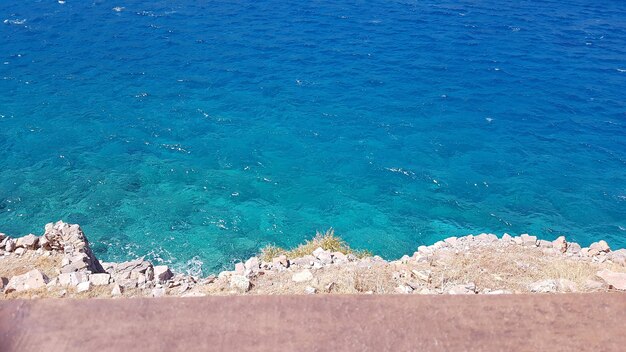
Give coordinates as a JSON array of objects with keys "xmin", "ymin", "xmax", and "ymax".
[{"xmin": 1, "ymin": 294, "xmax": 625, "ymax": 352}]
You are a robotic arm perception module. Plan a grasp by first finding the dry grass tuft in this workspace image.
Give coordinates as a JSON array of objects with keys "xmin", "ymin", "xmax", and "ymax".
[
  {"xmin": 260, "ymin": 229, "xmax": 371, "ymax": 262},
  {"xmin": 0, "ymin": 252, "xmax": 62, "ymax": 279}
]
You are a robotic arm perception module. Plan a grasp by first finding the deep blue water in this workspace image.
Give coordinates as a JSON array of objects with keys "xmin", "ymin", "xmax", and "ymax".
[{"xmin": 1, "ymin": 0, "xmax": 625, "ymax": 274}]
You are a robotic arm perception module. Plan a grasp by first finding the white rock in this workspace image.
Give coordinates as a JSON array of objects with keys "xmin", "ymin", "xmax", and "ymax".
[
  {"xmin": 229, "ymin": 275, "xmax": 251, "ymax": 292},
  {"xmin": 111, "ymin": 284, "xmax": 123, "ymax": 296},
  {"xmin": 154, "ymin": 265, "xmax": 173, "ymax": 283},
  {"xmin": 528, "ymin": 279, "xmax": 558, "ymax": 293},
  {"xmin": 244, "ymin": 257, "xmax": 260, "ymax": 272},
  {"xmin": 596, "ymin": 270, "xmax": 626, "ymax": 290},
  {"xmin": 5, "ymin": 238, "xmax": 16, "ymax": 252},
  {"xmin": 292, "ymin": 269, "xmax": 314, "ymax": 283},
  {"xmin": 89, "ymin": 273, "xmax": 111, "ymax": 286},
  {"xmin": 151, "ymin": 288, "xmax": 166, "ymax": 297},
  {"xmin": 5, "ymin": 269, "xmax": 49, "ymax": 292},
  {"xmin": 76, "ymin": 281, "xmax": 91, "ymax": 293},
  {"xmin": 14, "ymin": 248, "xmax": 25, "ymax": 256},
  {"xmin": 304, "ymin": 286, "xmax": 317, "ymax": 294},
  {"xmin": 16, "ymin": 234, "xmax": 39, "ymax": 249}
]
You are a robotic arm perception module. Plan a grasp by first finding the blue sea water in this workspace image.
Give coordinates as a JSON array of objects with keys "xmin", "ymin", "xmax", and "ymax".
[{"xmin": 1, "ymin": 0, "xmax": 625, "ymax": 274}]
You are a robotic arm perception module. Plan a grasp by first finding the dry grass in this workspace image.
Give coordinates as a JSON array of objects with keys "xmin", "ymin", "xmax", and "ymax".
[
  {"xmin": 0, "ymin": 251, "xmax": 62, "ymax": 279},
  {"xmin": 259, "ymin": 229, "xmax": 372, "ymax": 262}
]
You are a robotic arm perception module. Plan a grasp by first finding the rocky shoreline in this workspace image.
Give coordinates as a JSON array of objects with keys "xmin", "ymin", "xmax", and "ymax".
[{"xmin": 1, "ymin": 221, "xmax": 625, "ymax": 299}]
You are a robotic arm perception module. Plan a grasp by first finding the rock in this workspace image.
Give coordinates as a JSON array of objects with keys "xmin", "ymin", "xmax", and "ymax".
[
  {"xmin": 537, "ymin": 240, "xmax": 552, "ymax": 248},
  {"xmin": 332, "ymin": 252, "xmax": 347, "ymax": 264},
  {"xmin": 244, "ymin": 257, "xmax": 260, "ymax": 272},
  {"xmin": 528, "ymin": 279, "xmax": 558, "ymax": 293},
  {"xmin": 608, "ymin": 249, "xmax": 626, "ymax": 266},
  {"xmin": 395, "ymin": 285, "xmax": 413, "ymax": 294},
  {"xmin": 0, "ymin": 277, "xmax": 7, "ymax": 290},
  {"xmin": 513, "ymin": 236, "xmax": 523, "ymax": 245},
  {"xmin": 552, "ymin": 236, "xmax": 567, "ymax": 253},
  {"xmin": 411, "ymin": 269, "xmax": 431, "ymax": 283},
  {"xmin": 557, "ymin": 279, "xmax": 578, "ymax": 292},
  {"xmin": 487, "ymin": 290, "xmax": 513, "ymax": 294},
  {"xmin": 316, "ymin": 251, "xmax": 333, "ymax": 265},
  {"xmin": 46, "ymin": 277, "xmax": 59, "ymax": 288},
  {"xmin": 272, "ymin": 255, "xmax": 289, "ymax": 268},
  {"xmin": 234, "ymin": 262, "xmax": 245, "ymax": 274},
  {"xmin": 566, "ymin": 242, "xmax": 581, "ymax": 255},
  {"xmin": 304, "ymin": 286, "xmax": 317, "ymax": 294},
  {"xmin": 14, "ymin": 247, "xmax": 25, "ymax": 256},
  {"xmin": 151, "ymin": 288, "xmax": 166, "ymax": 297},
  {"xmin": 229, "ymin": 275, "xmax": 251, "ymax": 292},
  {"xmin": 501, "ymin": 233, "xmax": 512, "ymax": 242},
  {"xmin": 5, "ymin": 239, "xmax": 16, "ymax": 252},
  {"xmin": 58, "ymin": 272, "xmax": 88, "ymax": 286},
  {"xmin": 47, "ymin": 221, "xmax": 104, "ymax": 274},
  {"xmin": 16, "ymin": 234, "xmax": 39, "ymax": 249},
  {"xmin": 583, "ymin": 279, "xmax": 604, "ymax": 291},
  {"xmin": 154, "ymin": 265, "xmax": 173, "ymax": 283},
  {"xmin": 447, "ymin": 283, "xmax": 476, "ymax": 294},
  {"xmin": 5, "ymin": 269, "xmax": 49, "ymax": 293},
  {"xmin": 520, "ymin": 234, "xmax": 537, "ymax": 246},
  {"xmin": 444, "ymin": 237, "xmax": 458, "ymax": 246},
  {"xmin": 76, "ymin": 281, "xmax": 91, "ymax": 293},
  {"xmin": 596, "ymin": 270, "xmax": 626, "ymax": 290},
  {"xmin": 111, "ymin": 284, "xmax": 123, "ymax": 296},
  {"xmin": 325, "ymin": 282, "xmax": 335, "ymax": 293},
  {"xmin": 589, "ymin": 241, "xmax": 610, "ymax": 256},
  {"xmin": 89, "ymin": 273, "xmax": 111, "ymax": 286},
  {"xmin": 292, "ymin": 270, "xmax": 314, "ymax": 283}
]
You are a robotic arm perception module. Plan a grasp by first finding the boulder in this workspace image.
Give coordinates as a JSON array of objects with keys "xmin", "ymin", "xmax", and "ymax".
[
  {"xmin": 89, "ymin": 273, "xmax": 111, "ymax": 286},
  {"xmin": 76, "ymin": 281, "xmax": 91, "ymax": 293},
  {"xmin": 566, "ymin": 242, "xmax": 581, "ymax": 255},
  {"xmin": 151, "ymin": 288, "xmax": 166, "ymax": 297},
  {"xmin": 501, "ymin": 233, "xmax": 512, "ymax": 242},
  {"xmin": 16, "ymin": 234, "xmax": 39, "ymax": 249},
  {"xmin": 58, "ymin": 272, "xmax": 88, "ymax": 286},
  {"xmin": 552, "ymin": 236, "xmax": 567, "ymax": 253},
  {"xmin": 596, "ymin": 270, "xmax": 626, "ymax": 290},
  {"xmin": 244, "ymin": 257, "xmax": 260, "ymax": 272},
  {"xmin": 447, "ymin": 283, "xmax": 476, "ymax": 294},
  {"xmin": 589, "ymin": 241, "xmax": 611, "ymax": 256},
  {"xmin": 411, "ymin": 269, "xmax": 431, "ymax": 283},
  {"xmin": 111, "ymin": 284, "xmax": 123, "ymax": 296},
  {"xmin": 154, "ymin": 265, "xmax": 173, "ymax": 283},
  {"xmin": 5, "ymin": 238, "xmax": 16, "ymax": 252},
  {"xmin": 0, "ymin": 277, "xmax": 7, "ymax": 290},
  {"xmin": 272, "ymin": 255, "xmax": 289, "ymax": 268},
  {"xmin": 520, "ymin": 234, "xmax": 537, "ymax": 246},
  {"xmin": 395, "ymin": 285, "xmax": 413, "ymax": 294},
  {"xmin": 528, "ymin": 279, "xmax": 558, "ymax": 293},
  {"xmin": 608, "ymin": 249, "xmax": 626, "ymax": 266},
  {"xmin": 292, "ymin": 269, "xmax": 314, "ymax": 283},
  {"xmin": 229, "ymin": 275, "xmax": 251, "ymax": 292},
  {"xmin": 5, "ymin": 270, "xmax": 49, "ymax": 293},
  {"xmin": 304, "ymin": 286, "xmax": 317, "ymax": 294}
]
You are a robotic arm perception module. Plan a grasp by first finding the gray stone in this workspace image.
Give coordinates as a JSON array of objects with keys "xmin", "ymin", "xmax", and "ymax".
[
  {"xmin": 5, "ymin": 270, "xmax": 49, "ymax": 293},
  {"xmin": 304, "ymin": 286, "xmax": 317, "ymax": 294},
  {"xmin": 154, "ymin": 265, "xmax": 173, "ymax": 283},
  {"xmin": 528, "ymin": 279, "xmax": 558, "ymax": 293},
  {"xmin": 229, "ymin": 275, "xmax": 251, "ymax": 292},
  {"xmin": 89, "ymin": 273, "xmax": 111, "ymax": 286},
  {"xmin": 272, "ymin": 255, "xmax": 289, "ymax": 268},
  {"xmin": 608, "ymin": 249, "xmax": 626, "ymax": 266},
  {"xmin": 292, "ymin": 269, "xmax": 314, "ymax": 283},
  {"xmin": 596, "ymin": 270, "xmax": 626, "ymax": 290},
  {"xmin": 16, "ymin": 234, "xmax": 39, "ymax": 249},
  {"xmin": 14, "ymin": 247, "xmax": 25, "ymax": 256}
]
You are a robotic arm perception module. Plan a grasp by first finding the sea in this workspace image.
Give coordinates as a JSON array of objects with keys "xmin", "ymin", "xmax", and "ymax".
[{"xmin": 1, "ymin": 0, "xmax": 625, "ymax": 274}]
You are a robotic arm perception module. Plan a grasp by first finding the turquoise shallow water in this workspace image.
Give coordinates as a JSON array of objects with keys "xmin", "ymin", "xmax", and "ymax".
[{"xmin": 1, "ymin": 0, "xmax": 625, "ymax": 274}]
